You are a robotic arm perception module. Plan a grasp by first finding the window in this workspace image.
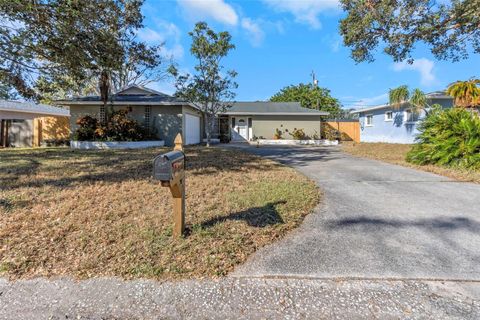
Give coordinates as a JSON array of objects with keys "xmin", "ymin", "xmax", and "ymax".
[
  {"xmin": 144, "ymin": 106, "xmax": 151, "ymax": 133},
  {"xmin": 385, "ymin": 111, "xmax": 393, "ymax": 121},
  {"xmin": 231, "ymin": 117, "xmax": 235, "ymax": 128},
  {"xmin": 99, "ymin": 105, "xmax": 106, "ymax": 124},
  {"xmin": 366, "ymin": 114, "xmax": 373, "ymax": 126},
  {"xmin": 404, "ymin": 109, "xmax": 418, "ymax": 123}
]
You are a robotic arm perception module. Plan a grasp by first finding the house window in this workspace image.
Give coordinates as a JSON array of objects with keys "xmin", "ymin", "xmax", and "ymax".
[
  {"xmin": 366, "ymin": 114, "xmax": 373, "ymax": 126},
  {"xmin": 385, "ymin": 111, "xmax": 393, "ymax": 121},
  {"xmin": 231, "ymin": 117, "xmax": 235, "ymax": 128},
  {"xmin": 144, "ymin": 105, "xmax": 151, "ymax": 133},
  {"xmin": 404, "ymin": 109, "xmax": 418, "ymax": 123},
  {"xmin": 99, "ymin": 105, "xmax": 106, "ymax": 124}
]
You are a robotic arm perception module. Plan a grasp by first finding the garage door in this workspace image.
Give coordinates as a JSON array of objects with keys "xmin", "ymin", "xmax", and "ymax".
[{"xmin": 185, "ymin": 114, "xmax": 201, "ymax": 145}]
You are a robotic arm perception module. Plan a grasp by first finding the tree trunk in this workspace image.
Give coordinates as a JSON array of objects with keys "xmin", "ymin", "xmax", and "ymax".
[{"xmin": 204, "ymin": 114, "xmax": 211, "ymax": 147}]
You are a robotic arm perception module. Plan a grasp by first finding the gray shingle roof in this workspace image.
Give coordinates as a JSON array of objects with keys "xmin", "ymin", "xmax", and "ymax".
[
  {"xmin": 0, "ymin": 100, "xmax": 70, "ymax": 117},
  {"xmin": 223, "ymin": 102, "xmax": 329, "ymax": 115},
  {"xmin": 64, "ymin": 94, "xmax": 184, "ymax": 104},
  {"xmin": 56, "ymin": 84, "xmax": 186, "ymax": 105}
]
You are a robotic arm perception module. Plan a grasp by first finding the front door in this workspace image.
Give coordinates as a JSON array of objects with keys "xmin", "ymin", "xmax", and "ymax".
[
  {"xmin": 237, "ymin": 118, "xmax": 248, "ymax": 140},
  {"xmin": 232, "ymin": 118, "xmax": 248, "ymax": 141}
]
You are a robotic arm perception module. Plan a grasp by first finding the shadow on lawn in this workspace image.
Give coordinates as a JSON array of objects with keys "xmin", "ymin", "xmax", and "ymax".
[
  {"xmin": 200, "ymin": 201, "xmax": 286, "ymax": 228},
  {"xmin": 0, "ymin": 147, "xmax": 284, "ymax": 190}
]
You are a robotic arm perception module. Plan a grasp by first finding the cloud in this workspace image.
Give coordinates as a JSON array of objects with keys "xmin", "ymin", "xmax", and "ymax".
[
  {"xmin": 392, "ymin": 58, "xmax": 436, "ymax": 86},
  {"xmin": 241, "ymin": 18, "xmax": 265, "ymax": 47},
  {"xmin": 137, "ymin": 28, "xmax": 164, "ymax": 43},
  {"xmin": 262, "ymin": 0, "xmax": 339, "ymax": 29},
  {"xmin": 137, "ymin": 21, "xmax": 184, "ymax": 59},
  {"xmin": 177, "ymin": 0, "xmax": 239, "ymax": 26},
  {"xmin": 330, "ymin": 36, "xmax": 342, "ymax": 52}
]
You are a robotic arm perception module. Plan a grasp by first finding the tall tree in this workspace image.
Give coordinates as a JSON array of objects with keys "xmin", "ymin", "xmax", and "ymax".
[
  {"xmin": 339, "ymin": 0, "xmax": 480, "ymax": 63},
  {"xmin": 0, "ymin": 0, "xmax": 168, "ymax": 106},
  {"xmin": 270, "ymin": 83, "xmax": 342, "ymax": 117},
  {"xmin": 171, "ymin": 22, "xmax": 237, "ymax": 147},
  {"xmin": 446, "ymin": 78, "xmax": 480, "ymax": 108}
]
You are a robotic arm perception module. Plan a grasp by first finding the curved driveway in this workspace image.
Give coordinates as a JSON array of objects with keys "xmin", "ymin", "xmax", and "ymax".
[{"xmin": 228, "ymin": 145, "xmax": 480, "ymax": 281}]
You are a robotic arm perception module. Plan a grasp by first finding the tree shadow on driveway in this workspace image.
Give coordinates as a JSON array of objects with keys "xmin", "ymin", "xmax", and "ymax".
[
  {"xmin": 327, "ymin": 216, "xmax": 480, "ymax": 233},
  {"xmin": 200, "ymin": 201, "xmax": 286, "ymax": 228}
]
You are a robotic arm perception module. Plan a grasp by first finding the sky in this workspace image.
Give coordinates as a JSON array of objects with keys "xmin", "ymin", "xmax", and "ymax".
[{"xmin": 139, "ymin": 0, "xmax": 480, "ymax": 109}]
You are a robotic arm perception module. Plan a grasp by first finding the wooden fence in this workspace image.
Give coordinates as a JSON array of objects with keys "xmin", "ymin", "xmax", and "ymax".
[{"xmin": 323, "ymin": 121, "xmax": 360, "ymax": 142}]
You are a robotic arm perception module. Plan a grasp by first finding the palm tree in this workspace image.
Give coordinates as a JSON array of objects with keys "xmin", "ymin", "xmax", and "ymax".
[
  {"xmin": 446, "ymin": 78, "xmax": 480, "ymax": 109},
  {"xmin": 389, "ymin": 85, "xmax": 431, "ymax": 114}
]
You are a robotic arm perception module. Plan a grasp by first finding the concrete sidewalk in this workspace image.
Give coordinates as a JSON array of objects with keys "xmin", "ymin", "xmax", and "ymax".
[{"xmin": 1, "ymin": 277, "xmax": 479, "ymax": 319}]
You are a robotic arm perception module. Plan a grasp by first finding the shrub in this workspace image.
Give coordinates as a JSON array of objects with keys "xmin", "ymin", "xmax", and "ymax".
[
  {"xmin": 289, "ymin": 128, "xmax": 307, "ymax": 140},
  {"xmin": 73, "ymin": 115, "xmax": 98, "ymax": 141},
  {"xmin": 273, "ymin": 128, "xmax": 283, "ymax": 139},
  {"xmin": 73, "ymin": 109, "xmax": 153, "ymax": 142},
  {"xmin": 407, "ymin": 108, "xmax": 480, "ymax": 169},
  {"xmin": 321, "ymin": 123, "xmax": 339, "ymax": 140}
]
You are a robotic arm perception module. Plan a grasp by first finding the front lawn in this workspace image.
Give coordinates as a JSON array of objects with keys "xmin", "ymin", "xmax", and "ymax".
[
  {"xmin": 342, "ymin": 142, "xmax": 480, "ymax": 183},
  {"xmin": 0, "ymin": 147, "xmax": 319, "ymax": 280}
]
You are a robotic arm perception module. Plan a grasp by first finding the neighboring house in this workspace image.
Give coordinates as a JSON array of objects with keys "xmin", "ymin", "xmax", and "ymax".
[
  {"xmin": 0, "ymin": 100, "xmax": 70, "ymax": 148},
  {"xmin": 350, "ymin": 91, "xmax": 453, "ymax": 144},
  {"xmin": 58, "ymin": 85, "xmax": 329, "ymax": 145},
  {"xmin": 222, "ymin": 102, "xmax": 328, "ymax": 141}
]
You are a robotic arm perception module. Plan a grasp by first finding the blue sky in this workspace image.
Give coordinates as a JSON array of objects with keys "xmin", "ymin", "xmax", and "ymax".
[{"xmin": 139, "ymin": 0, "xmax": 480, "ymax": 109}]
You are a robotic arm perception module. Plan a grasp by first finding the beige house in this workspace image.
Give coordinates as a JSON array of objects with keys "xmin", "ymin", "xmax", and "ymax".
[
  {"xmin": 222, "ymin": 102, "xmax": 328, "ymax": 141},
  {"xmin": 58, "ymin": 85, "xmax": 328, "ymax": 146},
  {"xmin": 0, "ymin": 100, "xmax": 70, "ymax": 148}
]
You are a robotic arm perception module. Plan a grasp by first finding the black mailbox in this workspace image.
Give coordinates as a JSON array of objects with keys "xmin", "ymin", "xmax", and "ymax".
[{"xmin": 153, "ymin": 150, "xmax": 185, "ymax": 183}]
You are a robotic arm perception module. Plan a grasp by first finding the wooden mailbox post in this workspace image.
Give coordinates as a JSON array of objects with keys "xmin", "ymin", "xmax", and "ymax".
[{"xmin": 153, "ymin": 133, "xmax": 186, "ymax": 238}]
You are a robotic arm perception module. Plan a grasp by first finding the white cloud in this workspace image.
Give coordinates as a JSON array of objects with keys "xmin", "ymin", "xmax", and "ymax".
[
  {"xmin": 392, "ymin": 58, "xmax": 436, "ymax": 86},
  {"xmin": 330, "ymin": 37, "xmax": 341, "ymax": 52},
  {"xmin": 177, "ymin": 0, "xmax": 239, "ymax": 26},
  {"xmin": 137, "ymin": 21, "xmax": 184, "ymax": 60},
  {"xmin": 262, "ymin": 0, "xmax": 339, "ymax": 29},
  {"xmin": 241, "ymin": 18, "xmax": 265, "ymax": 47},
  {"xmin": 137, "ymin": 28, "xmax": 164, "ymax": 43}
]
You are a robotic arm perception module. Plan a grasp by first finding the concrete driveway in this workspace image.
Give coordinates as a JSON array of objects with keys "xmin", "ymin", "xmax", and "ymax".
[{"xmin": 226, "ymin": 144, "xmax": 480, "ymax": 281}]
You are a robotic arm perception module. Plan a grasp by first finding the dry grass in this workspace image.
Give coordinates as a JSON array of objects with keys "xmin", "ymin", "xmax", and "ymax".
[
  {"xmin": 342, "ymin": 142, "xmax": 480, "ymax": 183},
  {"xmin": 0, "ymin": 147, "xmax": 319, "ymax": 280}
]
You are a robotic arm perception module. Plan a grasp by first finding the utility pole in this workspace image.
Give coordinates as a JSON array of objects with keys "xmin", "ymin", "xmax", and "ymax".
[{"xmin": 311, "ymin": 70, "xmax": 319, "ymax": 110}]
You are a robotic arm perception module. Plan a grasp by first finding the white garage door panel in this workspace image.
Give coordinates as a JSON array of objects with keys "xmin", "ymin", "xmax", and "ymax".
[{"xmin": 185, "ymin": 114, "xmax": 201, "ymax": 145}]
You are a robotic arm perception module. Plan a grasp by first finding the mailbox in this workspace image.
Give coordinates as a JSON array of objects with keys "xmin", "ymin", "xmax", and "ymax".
[
  {"xmin": 153, "ymin": 150, "xmax": 185, "ymax": 184},
  {"xmin": 153, "ymin": 133, "xmax": 186, "ymax": 238}
]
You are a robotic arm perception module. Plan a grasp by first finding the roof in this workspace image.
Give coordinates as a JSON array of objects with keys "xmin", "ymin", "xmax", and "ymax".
[
  {"xmin": 55, "ymin": 84, "xmax": 186, "ymax": 106},
  {"xmin": 0, "ymin": 100, "xmax": 70, "ymax": 117},
  {"xmin": 222, "ymin": 102, "xmax": 329, "ymax": 116},
  {"xmin": 350, "ymin": 91, "xmax": 453, "ymax": 114}
]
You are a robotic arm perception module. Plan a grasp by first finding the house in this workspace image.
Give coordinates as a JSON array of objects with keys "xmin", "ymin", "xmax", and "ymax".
[
  {"xmin": 221, "ymin": 102, "xmax": 328, "ymax": 141},
  {"xmin": 350, "ymin": 91, "xmax": 453, "ymax": 144},
  {"xmin": 57, "ymin": 85, "xmax": 203, "ymax": 146},
  {"xmin": 58, "ymin": 85, "xmax": 329, "ymax": 146},
  {"xmin": 0, "ymin": 100, "xmax": 70, "ymax": 148}
]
